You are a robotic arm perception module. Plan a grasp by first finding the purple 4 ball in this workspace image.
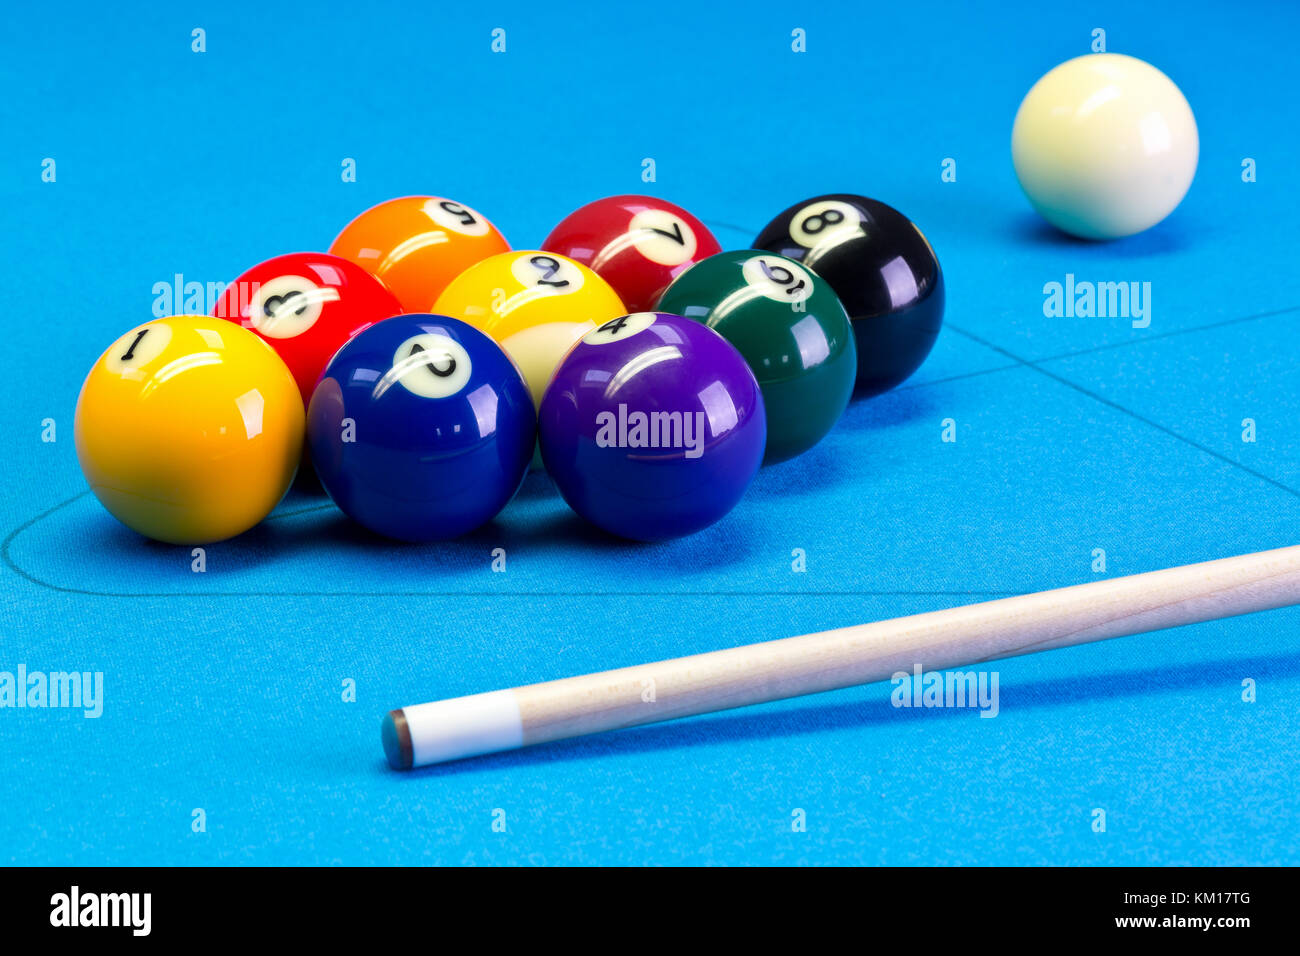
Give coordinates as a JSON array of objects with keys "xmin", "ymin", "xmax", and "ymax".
[{"xmin": 538, "ymin": 312, "xmax": 766, "ymax": 541}]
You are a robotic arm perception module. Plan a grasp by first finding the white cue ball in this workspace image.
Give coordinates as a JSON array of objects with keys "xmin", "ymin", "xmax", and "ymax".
[{"xmin": 1012, "ymin": 53, "xmax": 1198, "ymax": 240}]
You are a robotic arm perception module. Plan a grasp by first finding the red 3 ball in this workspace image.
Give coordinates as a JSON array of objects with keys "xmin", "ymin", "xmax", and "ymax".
[
  {"xmin": 541, "ymin": 195, "xmax": 722, "ymax": 313},
  {"xmin": 214, "ymin": 252, "xmax": 402, "ymax": 406}
]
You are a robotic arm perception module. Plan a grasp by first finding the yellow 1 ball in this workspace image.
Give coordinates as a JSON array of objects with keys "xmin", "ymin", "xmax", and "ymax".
[
  {"xmin": 75, "ymin": 315, "xmax": 305, "ymax": 544},
  {"xmin": 432, "ymin": 250, "xmax": 626, "ymax": 410}
]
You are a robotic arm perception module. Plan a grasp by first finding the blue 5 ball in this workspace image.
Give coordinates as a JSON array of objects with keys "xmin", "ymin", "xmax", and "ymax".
[{"xmin": 308, "ymin": 315, "xmax": 535, "ymax": 541}]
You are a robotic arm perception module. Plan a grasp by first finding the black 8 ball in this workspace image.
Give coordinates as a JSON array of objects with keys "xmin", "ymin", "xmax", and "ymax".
[{"xmin": 753, "ymin": 194, "xmax": 944, "ymax": 397}]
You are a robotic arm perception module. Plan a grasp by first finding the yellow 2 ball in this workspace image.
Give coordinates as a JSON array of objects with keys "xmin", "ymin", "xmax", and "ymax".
[
  {"xmin": 75, "ymin": 315, "xmax": 304, "ymax": 544},
  {"xmin": 433, "ymin": 250, "xmax": 626, "ymax": 410}
]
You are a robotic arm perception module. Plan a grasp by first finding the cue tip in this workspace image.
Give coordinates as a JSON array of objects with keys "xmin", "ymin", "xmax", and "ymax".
[
  {"xmin": 382, "ymin": 690, "xmax": 524, "ymax": 769},
  {"xmin": 381, "ymin": 709, "xmax": 413, "ymax": 771}
]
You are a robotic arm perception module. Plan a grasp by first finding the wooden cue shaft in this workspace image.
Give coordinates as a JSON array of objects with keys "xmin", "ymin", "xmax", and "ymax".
[{"xmin": 383, "ymin": 545, "xmax": 1300, "ymax": 768}]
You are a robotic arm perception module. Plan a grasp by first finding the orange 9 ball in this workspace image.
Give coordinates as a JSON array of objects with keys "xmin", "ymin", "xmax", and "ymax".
[
  {"xmin": 329, "ymin": 196, "xmax": 510, "ymax": 311},
  {"xmin": 214, "ymin": 252, "xmax": 402, "ymax": 406},
  {"xmin": 541, "ymin": 195, "xmax": 722, "ymax": 312}
]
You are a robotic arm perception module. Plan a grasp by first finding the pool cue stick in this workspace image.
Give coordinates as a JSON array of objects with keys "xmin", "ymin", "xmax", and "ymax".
[{"xmin": 382, "ymin": 544, "xmax": 1300, "ymax": 769}]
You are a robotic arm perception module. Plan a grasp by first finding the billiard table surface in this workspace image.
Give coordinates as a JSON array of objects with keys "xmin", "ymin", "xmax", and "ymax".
[{"xmin": 3, "ymin": 0, "xmax": 1297, "ymax": 866}]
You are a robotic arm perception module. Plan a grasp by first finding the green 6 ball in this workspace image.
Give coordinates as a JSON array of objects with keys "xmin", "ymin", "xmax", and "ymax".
[{"xmin": 657, "ymin": 250, "xmax": 856, "ymax": 464}]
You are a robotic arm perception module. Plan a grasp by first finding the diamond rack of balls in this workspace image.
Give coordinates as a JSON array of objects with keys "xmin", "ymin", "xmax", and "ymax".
[
  {"xmin": 72, "ymin": 55, "xmax": 1197, "ymax": 547},
  {"xmin": 76, "ymin": 192, "xmax": 939, "ymax": 545}
]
